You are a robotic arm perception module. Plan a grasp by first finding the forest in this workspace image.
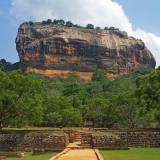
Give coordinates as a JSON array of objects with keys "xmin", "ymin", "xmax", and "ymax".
[{"xmin": 0, "ymin": 59, "xmax": 160, "ymax": 129}]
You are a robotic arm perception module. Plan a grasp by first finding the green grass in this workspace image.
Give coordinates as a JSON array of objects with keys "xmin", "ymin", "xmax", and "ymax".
[
  {"xmin": 5, "ymin": 152, "xmax": 57, "ymax": 160},
  {"xmin": 101, "ymin": 148, "xmax": 160, "ymax": 160},
  {"xmin": 2, "ymin": 127, "xmax": 82, "ymax": 132}
]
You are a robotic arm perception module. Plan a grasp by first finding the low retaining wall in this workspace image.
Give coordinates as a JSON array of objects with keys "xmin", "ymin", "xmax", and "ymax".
[
  {"xmin": 92, "ymin": 134, "xmax": 127, "ymax": 149},
  {"xmin": 116, "ymin": 131, "xmax": 160, "ymax": 147},
  {"xmin": 82, "ymin": 129, "xmax": 160, "ymax": 148},
  {"xmin": 0, "ymin": 132, "xmax": 69, "ymax": 152},
  {"xmin": 81, "ymin": 132, "xmax": 128, "ymax": 149}
]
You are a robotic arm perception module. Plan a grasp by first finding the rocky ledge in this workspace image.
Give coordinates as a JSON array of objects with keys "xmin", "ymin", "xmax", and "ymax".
[{"xmin": 16, "ymin": 22, "xmax": 156, "ymax": 80}]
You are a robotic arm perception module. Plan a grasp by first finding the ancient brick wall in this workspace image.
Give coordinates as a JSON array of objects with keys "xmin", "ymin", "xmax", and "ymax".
[
  {"xmin": 82, "ymin": 129, "xmax": 160, "ymax": 148},
  {"xmin": 115, "ymin": 131, "xmax": 160, "ymax": 147},
  {"xmin": 92, "ymin": 135, "xmax": 127, "ymax": 149},
  {"xmin": 81, "ymin": 133, "xmax": 127, "ymax": 149},
  {"xmin": 0, "ymin": 132, "xmax": 69, "ymax": 152}
]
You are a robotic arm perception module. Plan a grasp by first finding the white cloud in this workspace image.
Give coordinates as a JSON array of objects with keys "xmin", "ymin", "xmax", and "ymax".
[{"xmin": 11, "ymin": 0, "xmax": 160, "ymax": 67}]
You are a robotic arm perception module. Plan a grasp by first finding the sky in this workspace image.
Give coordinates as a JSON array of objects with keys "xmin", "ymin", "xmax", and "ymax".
[{"xmin": 0, "ymin": 0, "xmax": 160, "ymax": 66}]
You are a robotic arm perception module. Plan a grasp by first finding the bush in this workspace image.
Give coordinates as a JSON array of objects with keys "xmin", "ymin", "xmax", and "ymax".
[
  {"xmin": 66, "ymin": 21, "xmax": 73, "ymax": 27},
  {"xmin": 104, "ymin": 27, "xmax": 109, "ymax": 30},
  {"xmin": 96, "ymin": 27, "xmax": 101, "ymax": 30},
  {"xmin": 47, "ymin": 19, "xmax": 52, "ymax": 24},
  {"xmin": 86, "ymin": 24, "xmax": 94, "ymax": 29},
  {"xmin": 29, "ymin": 21, "xmax": 34, "ymax": 25}
]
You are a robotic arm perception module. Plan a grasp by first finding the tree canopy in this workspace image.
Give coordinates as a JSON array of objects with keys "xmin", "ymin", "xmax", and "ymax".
[{"xmin": 0, "ymin": 63, "xmax": 159, "ymax": 129}]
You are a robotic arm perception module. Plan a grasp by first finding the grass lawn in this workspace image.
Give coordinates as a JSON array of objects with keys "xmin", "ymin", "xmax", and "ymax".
[
  {"xmin": 5, "ymin": 152, "xmax": 57, "ymax": 160},
  {"xmin": 101, "ymin": 148, "xmax": 160, "ymax": 160}
]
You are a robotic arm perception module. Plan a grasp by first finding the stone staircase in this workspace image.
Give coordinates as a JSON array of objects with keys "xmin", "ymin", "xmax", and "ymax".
[
  {"xmin": 67, "ymin": 131, "xmax": 92, "ymax": 149},
  {"xmin": 74, "ymin": 132, "xmax": 82, "ymax": 142}
]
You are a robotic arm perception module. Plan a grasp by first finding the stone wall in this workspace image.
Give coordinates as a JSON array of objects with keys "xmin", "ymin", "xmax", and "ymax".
[
  {"xmin": 0, "ymin": 132, "xmax": 69, "ymax": 152},
  {"xmin": 81, "ymin": 132, "xmax": 127, "ymax": 149},
  {"xmin": 81, "ymin": 129, "xmax": 160, "ymax": 149},
  {"xmin": 116, "ymin": 131, "xmax": 160, "ymax": 147},
  {"xmin": 94, "ymin": 129, "xmax": 160, "ymax": 148},
  {"xmin": 81, "ymin": 133, "xmax": 92, "ymax": 146},
  {"xmin": 92, "ymin": 134, "xmax": 127, "ymax": 149}
]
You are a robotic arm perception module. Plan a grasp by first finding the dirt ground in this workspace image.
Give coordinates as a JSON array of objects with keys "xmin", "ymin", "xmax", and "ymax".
[{"xmin": 57, "ymin": 149, "xmax": 98, "ymax": 160}]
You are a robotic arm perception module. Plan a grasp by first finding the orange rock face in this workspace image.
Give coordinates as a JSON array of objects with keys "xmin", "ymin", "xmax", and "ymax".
[
  {"xmin": 26, "ymin": 67, "xmax": 93, "ymax": 81},
  {"xmin": 23, "ymin": 53, "xmax": 40, "ymax": 61},
  {"xmin": 16, "ymin": 23, "xmax": 156, "ymax": 80}
]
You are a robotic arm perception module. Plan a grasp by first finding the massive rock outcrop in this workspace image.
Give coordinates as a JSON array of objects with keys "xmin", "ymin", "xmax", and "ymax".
[{"xmin": 16, "ymin": 23, "xmax": 156, "ymax": 80}]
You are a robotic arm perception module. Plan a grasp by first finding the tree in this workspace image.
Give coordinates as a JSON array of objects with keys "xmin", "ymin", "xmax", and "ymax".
[
  {"xmin": 109, "ymin": 27, "xmax": 117, "ymax": 30},
  {"xmin": 133, "ymin": 64, "xmax": 153, "ymax": 77},
  {"xmin": 86, "ymin": 24, "xmax": 94, "ymax": 29},
  {"xmin": 85, "ymin": 98, "xmax": 114, "ymax": 127},
  {"xmin": 104, "ymin": 27, "xmax": 109, "ymax": 30},
  {"xmin": 45, "ymin": 112, "xmax": 62, "ymax": 127},
  {"xmin": 66, "ymin": 21, "xmax": 73, "ymax": 27},
  {"xmin": 96, "ymin": 27, "xmax": 101, "ymax": 30},
  {"xmin": 0, "ymin": 71, "xmax": 43, "ymax": 129},
  {"xmin": 42, "ymin": 20, "xmax": 47, "ymax": 25},
  {"xmin": 58, "ymin": 19, "xmax": 65, "ymax": 25},
  {"xmin": 53, "ymin": 19, "xmax": 65, "ymax": 25},
  {"xmin": 53, "ymin": 19, "xmax": 58, "ymax": 24},
  {"xmin": 29, "ymin": 21, "xmax": 34, "ymax": 25},
  {"xmin": 63, "ymin": 73, "xmax": 83, "ymax": 96},
  {"xmin": 0, "ymin": 59, "xmax": 11, "ymax": 71},
  {"xmin": 0, "ymin": 59, "xmax": 7, "ymax": 71},
  {"xmin": 62, "ymin": 108, "xmax": 83, "ymax": 127},
  {"xmin": 87, "ymin": 82, "xmax": 103, "ymax": 98},
  {"xmin": 47, "ymin": 19, "xmax": 52, "ymax": 24},
  {"xmin": 92, "ymin": 69, "xmax": 106, "ymax": 81},
  {"xmin": 111, "ymin": 92, "xmax": 139, "ymax": 128},
  {"xmin": 136, "ymin": 69, "xmax": 160, "ymax": 127}
]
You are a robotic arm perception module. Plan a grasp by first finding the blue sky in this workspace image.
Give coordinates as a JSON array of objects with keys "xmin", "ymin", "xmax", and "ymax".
[
  {"xmin": 0, "ymin": 0, "xmax": 160, "ymax": 66},
  {"xmin": 116, "ymin": 0, "xmax": 160, "ymax": 35}
]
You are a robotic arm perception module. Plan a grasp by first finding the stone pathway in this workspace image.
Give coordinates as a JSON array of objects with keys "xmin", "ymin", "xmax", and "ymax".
[
  {"xmin": 50, "ymin": 130, "xmax": 103, "ymax": 160},
  {"xmin": 56, "ymin": 149, "xmax": 98, "ymax": 160}
]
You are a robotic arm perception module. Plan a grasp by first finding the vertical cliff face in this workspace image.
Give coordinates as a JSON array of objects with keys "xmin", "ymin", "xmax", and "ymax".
[{"xmin": 16, "ymin": 23, "xmax": 156, "ymax": 80}]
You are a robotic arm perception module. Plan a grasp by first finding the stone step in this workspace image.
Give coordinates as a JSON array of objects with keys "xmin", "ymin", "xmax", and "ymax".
[{"xmin": 75, "ymin": 137, "xmax": 81, "ymax": 139}]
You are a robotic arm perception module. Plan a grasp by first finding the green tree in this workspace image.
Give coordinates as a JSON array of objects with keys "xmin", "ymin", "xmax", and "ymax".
[
  {"xmin": 66, "ymin": 21, "xmax": 73, "ymax": 27},
  {"xmin": 112, "ymin": 92, "xmax": 138, "ymax": 128},
  {"xmin": 0, "ymin": 71, "xmax": 43, "ymax": 129},
  {"xmin": 0, "ymin": 59, "xmax": 12, "ymax": 71},
  {"xmin": 62, "ymin": 108, "xmax": 83, "ymax": 127},
  {"xmin": 63, "ymin": 73, "xmax": 83, "ymax": 96},
  {"xmin": 47, "ymin": 19, "xmax": 52, "ymax": 24},
  {"xmin": 45, "ymin": 112, "xmax": 62, "ymax": 127},
  {"xmin": 58, "ymin": 19, "xmax": 65, "ymax": 25},
  {"xmin": 92, "ymin": 69, "xmax": 106, "ymax": 81},
  {"xmin": 104, "ymin": 27, "xmax": 109, "ymax": 30},
  {"xmin": 53, "ymin": 19, "xmax": 65, "ymax": 25},
  {"xmin": 96, "ymin": 26, "xmax": 101, "ymax": 30},
  {"xmin": 136, "ymin": 69, "xmax": 160, "ymax": 127},
  {"xmin": 29, "ymin": 21, "xmax": 34, "ymax": 25},
  {"xmin": 87, "ymin": 82, "xmax": 103, "ymax": 98},
  {"xmin": 85, "ymin": 98, "xmax": 114, "ymax": 127},
  {"xmin": 133, "ymin": 65, "xmax": 153, "ymax": 77},
  {"xmin": 86, "ymin": 24, "xmax": 94, "ymax": 29}
]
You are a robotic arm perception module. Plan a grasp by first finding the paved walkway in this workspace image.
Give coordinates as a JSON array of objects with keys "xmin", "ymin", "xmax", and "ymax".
[
  {"xmin": 56, "ymin": 149, "xmax": 98, "ymax": 160},
  {"xmin": 67, "ymin": 142, "xmax": 82, "ymax": 149}
]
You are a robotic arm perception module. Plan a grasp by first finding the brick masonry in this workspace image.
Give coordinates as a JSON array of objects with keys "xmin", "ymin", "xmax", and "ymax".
[
  {"xmin": 81, "ymin": 129, "xmax": 160, "ymax": 149},
  {"xmin": 0, "ymin": 132, "xmax": 69, "ymax": 152}
]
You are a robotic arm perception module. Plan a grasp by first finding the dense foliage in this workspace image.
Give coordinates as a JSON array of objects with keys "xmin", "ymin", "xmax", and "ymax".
[
  {"xmin": 0, "ymin": 70, "xmax": 43, "ymax": 129},
  {"xmin": 0, "ymin": 62, "xmax": 159, "ymax": 129},
  {"xmin": 0, "ymin": 59, "xmax": 19, "ymax": 72},
  {"xmin": 27, "ymin": 19, "xmax": 119, "ymax": 31}
]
